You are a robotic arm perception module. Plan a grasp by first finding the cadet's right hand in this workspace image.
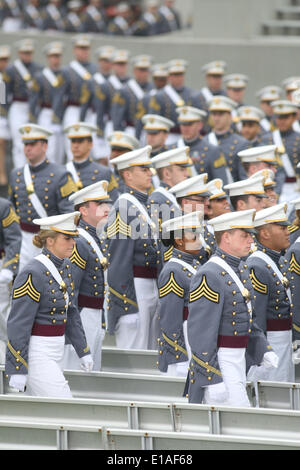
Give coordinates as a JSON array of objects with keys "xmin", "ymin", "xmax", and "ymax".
[
  {"xmin": 9, "ymin": 374, "xmax": 27, "ymax": 392},
  {"xmin": 204, "ymin": 382, "xmax": 228, "ymax": 404},
  {"xmin": 262, "ymin": 351, "xmax": 279, "ymax": 369}
]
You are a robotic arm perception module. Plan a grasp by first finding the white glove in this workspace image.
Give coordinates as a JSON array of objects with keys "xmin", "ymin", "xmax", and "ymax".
[
  {"xmin": 80, "ymin": 354, "xmax": 94, "ymax": 372},
  {"xmin": 9, "ymin": 374, "xmax": 27, "ymax": 392},
  {"xmin": 262, "ymin": 351, "xmax": 279, "ymax": 369},
  {"xmin": 0, "ymin": 268, "xmax": 13, "ymax": 284},
  {"xmin": 292, "ymin": 349, "xmax": 300, "ymax": 365},
  {"xmin": 204, "ymin": 382, "xmax": 228, "ymax": 405}
]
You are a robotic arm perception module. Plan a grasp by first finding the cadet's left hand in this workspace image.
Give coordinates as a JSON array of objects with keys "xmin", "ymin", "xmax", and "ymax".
[
  {"xmin": 80, "ymin": 354, "xmax": 94, "ymax": 372},
  {"xmin": 262, "ymin": 351, "xmax": 279, "ymax": 369}
]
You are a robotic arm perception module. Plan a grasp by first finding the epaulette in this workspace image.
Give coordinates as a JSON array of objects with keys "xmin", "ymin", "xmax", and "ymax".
[
  {"xmin": 189, "ymin": 275, "xmax": 219, "ymax": 303},
  {"xmin": 288, "ymin": 224, "xmax": 299, "ymax": 234},
  {"xmin": 159, "ymin": 272, "xmax": 184, "ymax": 298},
  {"xmin": 13, "ymin": 274, "xmax": 41, "ymax": 302},
  {"xmin": 249, "ymin": 268, "xmax": 268, "ymax": 294}
]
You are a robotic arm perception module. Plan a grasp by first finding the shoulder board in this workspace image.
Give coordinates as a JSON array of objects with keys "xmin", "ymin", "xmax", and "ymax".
[
  {"xmin": 159, "ymin": 272, "xmax": 184, "ymax": 298},
  {"xmin": 249, "ymin": 268, "xmax": 268, "ymax": 294},
  {"xmin": 288, "ymin": 224, "xmax": 299, "ymax": 234},
  {"xmin": 13, "ymin": 273, "xmax": 41, "ymax": 302},
  {"xmin": 60, "ymin": 174, "xmax": 77, "ymax": 198},
  {"xmin": 2, "ymin": 206, "xmax": 20, "ymax": 228},
  {"xmin": 189, "ymin": 274, "xmax": 219, "ymax": 303},
  {"xmin": 290, "ymin": 253, "xmax": 300, "ymax": 276},
  {"xmin": 107, "ymin": 212, "xmax": 131, "ymax": 238},
  {"xmin": 70, "ymin": 244, "xmax": 87, "ymax": 270}
]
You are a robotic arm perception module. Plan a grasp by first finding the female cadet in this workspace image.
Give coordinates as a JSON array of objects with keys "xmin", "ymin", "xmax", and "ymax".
[
  {"xmin": 157, "ymin": 210, "xmax": 206, "ymax": 377},
  {"xmin": 5, "ymin": 212, "xmax": 93, "ymax": 397}
]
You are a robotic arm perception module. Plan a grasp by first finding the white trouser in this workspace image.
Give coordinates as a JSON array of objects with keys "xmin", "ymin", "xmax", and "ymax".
[
  {"xmin": 166, "ymin": 132, "xmax": 180, "ymax": 146},
  {"xmin": 2, "ymin": 18, "xmax": 22, "ymax": 31},
  {"xmin": 63, "ymin": 307, "xmax": 105, "ymax": 371},
  {"xmin": 26, "ymin": 335, "xmax": 72, "ymax": 398},
  {"xmin": 0, "ymin": 258, "xmax": 12, "ymax": 363},
  {"xmin": 19, "ymin": 231, "xmax": 42, "ymax": 273},
  {"xmin": 247, "ymin": 330, "xmax": 294, "ymax": 383},
  {"xmin": 279, "ymin": 182, "xmax": 298, "ymax": 203},
  {"xmin": 160, "ymin": 320, "xmax": 191, "ymax": 378},
  {"xmin": 63, "ymin": 105, "xmax": 81, "ymax": 161},
  {"xmin": 38, "ymin": 108, "xmax": 65, "ymax": 164},
  {"xmin": 87, "ymin": 111, "xmax": 110, "ymax": 160},
  {"xmin": 0, "ymin": 117, "xmax": 11, "ymax": 140},
  {"xmin": 8, "ymin": 102, "xmax": 29, "ymax": 168},
  {"xmin": 204, "ymin": 347, "xmax": 250, "ymax": 408},
  {"xmin": 115, "ymin": 277, "xmax": 159, "ymax": 350},
  {"xmin": 124, "ymin": 126, "xmax": 136, "ymax": 137}
]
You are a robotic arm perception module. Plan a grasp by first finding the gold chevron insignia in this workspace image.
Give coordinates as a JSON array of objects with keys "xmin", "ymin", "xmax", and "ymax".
[
  {"xmin": 189, "ymin": 275, "xmax": 219, "ymax": 303},
  {"xmin": 70, "ymin": 245, "xmax": 87, "ymax": 270},
  {"xmin": 13, "ymin": 274, "xmax": 40, "ymax": 302},
  {"xmin": 2, "ymin": 206, "xmax": 20, "ymax": 227},
  {"xmin": 107, "ymin": 212, "xmax": 131, "ymax": 238},
  {"xmin": 159, "ymin": 272, "xmax": 184, "ymax": 298},
  {"xmin": 290, "ymin": 253, "xmax": 300, "ymax": 276},
  {"xmin": 60, "ymin": 175, "xmax": 78, "ymax": 198},
  {"xmin": 288, "ymin": 224, "xmax": 299, "ymax": 234},
  {"xmin": 249, "ymin": 269, "xmax": 267, "ymax": 294},
  {"xmin": 163, "ymin": 245, "xmax": 173, "ymax": 262}
]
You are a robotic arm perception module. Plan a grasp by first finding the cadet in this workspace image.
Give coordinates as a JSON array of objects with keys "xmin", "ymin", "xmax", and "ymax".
[
  {"xmin": 291, "ymin": 89, "xmax": 300, "ymax": 132},
  {"xmin": 256, "ymin": 86, "xmax": 281, "ymax": 133},
  {"xmin": 0, "ymin": 45, "xmax": 11, "ymax": 186},
  {"xmin": 250, "ymin": 169, "xmax": 278, "ymax": 208},
  {"xmin": 0, "ymin": 0, "xmax": 22, "ymax": 32},
  {"xmin": 192, "ymin": 60, "xmax": 227, "ymax": 110},
  {"xmin": 107, "ymin": 131, "xmax": 140, "ymax": 193},
  {"xmin": 108, "ymin": 49, "xmax": 131, "ymax": 94},
  {"xmin": 260, "ymin": 100, "xmax": 300, "ymax": 203},
  {"xmin": 63, "ymin": 0, "xmax": 84, "ymax": 33},
  {"xmin": 169, "ymin": 174, "xmax": 216, "ymax": 255},
  {"xmin": 132, "ymin": 0, "xmax": 162, "ymax": 36},
  {"xmin": 247, "ymin": 203, "xmax": 293, "ymax": 382},
  {"xmin": 3, "ymin": 39, "xmax": 42, "ymax": 168},
  {"xmin": 224, "ymin": 175, "xmax": 267, "ymax": 212},
  {"xmin": 158, "ymin": 0, "xmax": 181, "ymax": 33},
  {"xmin": 9, "ymin": 124, "xmax": 77, "ymax": 272},
  {"xmin": 237, "ymin": 105, "xmax": 268, "ymax": 146},
  {"xmin": 28, "ymin": 41, "xmax": 65, "ymax": 165},
  {"xmin": 41, "ymin": 0, "xmax": 65, "ymax": 31},
  {"xmin": 64, "ymin": 122, "xmax": 119, "ymax": 202},
  {"xmin": 52, "ymin": 34, "xmax": 97, "ymax": 161},
  {"xmin": 224, "ymin": 74, "xmax": 249, "ymax": 132},
  {"xmin": 158, "ymin": 211, "xmax": 205, "ymax": 377},
  {"xmin": 148, "ymin": 59, "xmax": 194, "ymax": 145},
  {"xmin": 106, "ymin": 146, "xmax": 160, "ymax": 350},
  {"xmin": 111, "ymin": 55, "xmax": 153, "ymax": 137},
  {"xmin": 107, "ymin": 2, "xmax": 132, "ymax": 36},
  {"xmin": 176, "ymin": 105, "xmax": 230, "ymax": 183},
  {"xmin": 22, "ymin": 0, "xmax": 43, "ymax": 31},
  {"xmin": 142, "ymin": 114, "xmax": 175, "ymax": 159},
  {"xmin": 5, "ymin": 212, "xmax": 93, "ymax": 397},
  {"xmin": 187, "ymin": 209, "xmax": 277, "ymax": 406},
  {"xmin": 81, "ymin": 0, "xmax": 107, "ymax": 33},
  {"xmin": 95, "ymin": 46, "xmax": 115, "ymax": 81},
  {"xmin": 207, "ymin": 178, "xmax": 231, "ymax": 220},
  {"xmin": 207, "ymin": 95, "xmax": 249, "ymax": 182},
  {"xmin": 64, "ymin": 181, "xmax": 112, "ymax": 371},
  {"xmin": 287, "ymin": 190, "xmax": 300, "ymax": 245},
  {"xmin": 0, "ymin": 198, "xmax": 22, "ymax": 363},
  {"xmin": 282, "ymin": 77, "xmax": 300, "ymax": 101}
]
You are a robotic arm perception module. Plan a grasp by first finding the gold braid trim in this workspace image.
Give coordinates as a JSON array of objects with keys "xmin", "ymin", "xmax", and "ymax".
[
  {"xmin": 109, "ymin": 286, "xmax": 138, "ymax": 308},
  {"xmin": 162, "ymin": 333, "xmax": 188, "ymax": 357},
  {"xmin": 191, "ymin": 353, "xmax": 222, "ymax": 377},
  {"xmin": 7, "ymin": 341, "xmax": 28, "ymax": 370}
]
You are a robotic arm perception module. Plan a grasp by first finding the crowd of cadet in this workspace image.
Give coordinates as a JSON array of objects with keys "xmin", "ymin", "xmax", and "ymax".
[{"xmin": 1, "ymin": 31, "xmax": 300, "ymax": 406}]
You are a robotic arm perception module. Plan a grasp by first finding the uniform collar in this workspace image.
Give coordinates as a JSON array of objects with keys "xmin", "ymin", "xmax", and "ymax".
[
  {"xmin": 183, "ymin": 135, "xmax": 201, "ymax": 146},
  {"xmin": 279, "ymin": 128, "xmax": 294, "ymax": 138},
  {"xmin": 125, "ymin": 185, "xmax": 149, "ymax": 204},
  {"xmin": 29, "ymin": 158, "xmax": 49, "ymax": 172},
  {"xmin": 215, "ymin": 247, "xmax": 241, "ymax": 269},
  {"xmin": 256, "ymin": 241, "xmax": 281, "ymax": 265},
  {"xmin": 42, "ymin": 247, "xmax": 65, "ymax": 268},
  {"xmin": 172, "ymin": 247, "xmax": 196, "ymax": 265},
  {"xmin": 215, "ymin": 128, "xmax": 234, "ymax": 139},
  {"xmin": 73, "ymin": 157, "xmax": 92, "ymax": 169},
  {"xmin": 79, "ymin": 218, "xmax": 97, "ymax": 239}
]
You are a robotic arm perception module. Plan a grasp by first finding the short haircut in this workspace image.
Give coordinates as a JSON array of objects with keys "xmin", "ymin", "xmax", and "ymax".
[{"xmin": 230, "ymin": 194, "xmax": 249, "ymax": 211}]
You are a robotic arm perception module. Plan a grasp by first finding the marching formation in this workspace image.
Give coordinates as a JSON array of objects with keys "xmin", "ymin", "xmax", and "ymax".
[{"xmin": 1, "ymin": 32, "xmax": 300, "ymax": 407}]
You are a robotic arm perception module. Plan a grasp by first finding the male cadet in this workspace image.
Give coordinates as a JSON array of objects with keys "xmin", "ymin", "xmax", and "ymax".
[
  {"xmin": 0, "ymin": 45, "xmax": 11, "ymax": 186},
  {"xmin": 107, "ymin": 2, "xmax": 132, "ymax": 36},
  {"xmin": 107, "ymin": 131, "xmax": 140, "ymax": 193},
  {"xmin": 176, "ymin": 105, "xmax": 229, "ymax": 183},
  {"xmin": 108, "ymin": 49, "xmax": 131, "ymax": 94},
  {"xmin": 41, "ymin": 0, "xmax": 65, "ymax": 31},
  {"xmin": 0, "ymin": 0, "xmax": 22, "ymax": 32},
  {"xmin": 247, "ymin": 203, "xmax": 293, "ymax": 382},
  {"xmin": 81, "ymin": 0, "xmax": 107, "ymax": 33},
  {"xmin": 28, "ymin": 41, "xmax": 65, "ymax": 165},
  {"xmin": 158, "ymin": 0, "xmax": 181, "ymax": 33},
  {"xmin": 149, "ymin": 60, "xmax": 194, "ymax": 145},
  {"xmin": 64, "ymin": 181, "xmax": 112, "ymax": 370},
  {"xmin": 131, "ymin": 0, "xmax": 162, "ymax": 36},
  {"xmin": 0, "ymin": 198, "xmax": 22, "ymax": 362},
  {"xmin": 187, "ymin": 209, "xmax": 276, "ymax": 406},
  {"xmin": 224, "ymin": 74, "xmax": 249, "ymax": 132},
  {"xmin": 3, "ymin": 38, "xmax": 42, "ymax": 168},
  {"xmin": 207, "ymin": 95, "xmax": 249, "ymax": 182},
  {"xmin": 291, "ymin": 88, "xmax": 300, "ymax": 132},
  {"xmin": 22, "ymin": 0, "xmax": 43, "ymax": 31},
  {"xmin": 237, "ymin": 105, "xmax": 267, "ymax": 147},
  {"xmin": 260, "ymin": 99, "xmax": 300, "ymax": 202},
  {"xmin": 169, "ymin": 174, "xmax": 217, "ymax": 255},
  {"xmin": 256, "ymin": 85, "xmax": 281, "ymax": 133},
  {"xmin": 106, "ymin": 146, "xmax": 160, "ymax": 350},
  {"xmin": 52, "ymin": 35, "xmax": 97, "ymax": 161},
  {"xmin": 250, "ymin": 169, "xmax": 278, "ymax": 208},
  {"xmin": 282, "ymin": 77, "xmax": 300, "ymax": 101},
  {"xmin": 207, "ymin": 178, "xmax": 231, "ymax": 220},
  {"xmin": 192, "ymin": 60, "xmax": 227, "ymax": 111},
  {"xmin": 63, "ymin": 1, "xmax": 84, "ymax": 33},
  {"xmin": 142, "ymin": 114, "xmax": 174, "ymax": 159},
  {"xmin": 64, "ymin": 122, "xmax": 119, "ymax": 202},
  {"xmin": 9, "ymin": 124, "xmax": 77, "ymax": 271},
  {"xmin": 224, "ymin": 175, "xmax": 267, "ymax": 212},
  {"xmin": 111, "ymin": 55, "xmax": 153, "ymax": 137}
]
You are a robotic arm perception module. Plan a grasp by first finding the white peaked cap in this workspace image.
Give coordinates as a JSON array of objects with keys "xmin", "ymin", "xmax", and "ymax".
[
  {"xmin": 64, "ymin": 122, "xmax": 98, "ymax": 138},
  {"xmin": 208, "ymin": 95, "xmax": 238, "ymax": 112},
  {"xmin": 207, "ymin": 178, "xmax": 227, "ymax": 200},
  {"xmin": 202, "ymin": 60, "xmax": 227, "ymax": 75},
  {"xmin": 237, "ymin": 105, "xmax": 265, "ymax": 122},
  {"xmin": 209, "ymin": 208, "xmax": 256, "ymax": 232},
  {"xmin": 290, "ymin": 197, "xmax": 300, "ymax": 211},
  {"xmin": 169, "ymin": 173, "xmax": 210, "ymax": 198},
  {"xmin": 19, "ymin": 123, "xmax": 53, "ymax": 141},
  {"xmin": 110, "ymin": 145, "xmax": 153, "ymax": 170},
  {"xmin": 33, "ymin": 212, "xmax": 80, "ymax": 235},
  {"xmin": 167, "ymin": 59, "xmax": 188, "ymax": 74},
  {"xmin": 256, "ymin": 86, "xmax": 282, "ymax": 101},
  {"xmin": 161, "ymin": 210, "xmax": 204, "ymax": 234},
  {"xmin": 176, "ymin": 106, "xmax": 207, "ymax": 122},
  {"xmin": 238, "ymin": 145, "xmax": 277, "ymax": 163},
  {"xmin": 224, "ymin": 175, "xmax": 267, "ymax": 197},
  {"xmin": 69, "ymin": 181, "xmax": 111, "ymax": 205},
  {"xmin": 151, "ymin": 146, "xmax": 192, "ymax": 169},
  {"xmin": 250, "ymin": 169, "xmax": 275, "ymax": 187},
  {"xmin": 142, "ymin": 114, "xmax": 174, "ymax": 132},
  {"xmin": 107, "ymin": 131, "xmax": 140, "ymax": 150},
  {"xmin": 253, "ymin": 203, "xmax": 289, "ymax": 227},
  {"xmin": 224, "ymin": 74, "xmax": 249, "ymax": 88},
  {"xmin": 271, "ymin": 100, "xmax": 299, "ymax": 114}
]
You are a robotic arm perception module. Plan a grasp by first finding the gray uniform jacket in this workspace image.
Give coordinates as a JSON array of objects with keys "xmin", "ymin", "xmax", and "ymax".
[
  {"xmin": 5, "ymin": 247, "xmax": 90, "ymax": 376},
  {"xmin": 28, "ymin": 67, "xmax": 64, "ymax": 122},
  {"xmin": 187, "ymin": 248, "xmax": 270, "ymax": 404},
  {"xmin": 80, "ymin": 77, "xmax": 111, "ymax": 137},
  {"xmin": 81, "ymin": 5, "xmax": 107, "ymax": 33},
  {"xmin": 211, "ymin": 129, "xmax": 249, "ymax": 182},
  {"xmin": 284, "ymin": 239, "xmax": 300, "ymax": 340},
  {"xmin": 0, "ymin": 198, "xmax": 22, "ymax": 276}
]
